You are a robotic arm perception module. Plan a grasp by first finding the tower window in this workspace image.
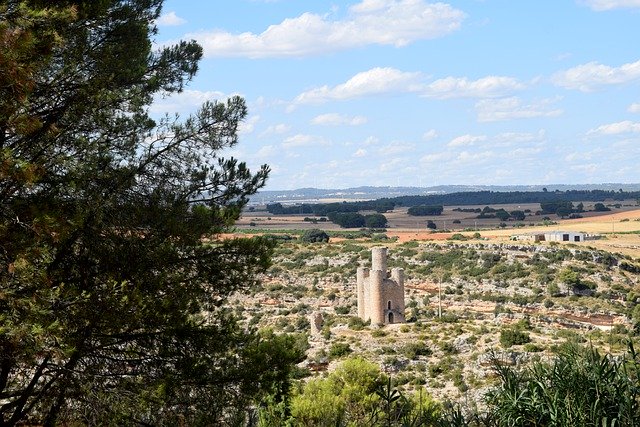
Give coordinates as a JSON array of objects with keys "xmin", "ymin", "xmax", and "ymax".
[{"xmin": 387, "ymin": 301, "xmax": 392, "ymax": 310}]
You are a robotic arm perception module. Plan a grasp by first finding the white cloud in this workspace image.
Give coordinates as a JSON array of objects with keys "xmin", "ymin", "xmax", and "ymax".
[
  {"xmin": 238, "ymin": 115, "xmax": 260, "ymax": 135},
  {"xmin": 311, "ymin": 113, "xmax": 368, "ymax": 126},
  {"xmin": 571, "ymin": 163, "xmax": 599, "ymax": 174},
  {"xmin": 260, "ymin": 123, "xmax": 291, "ymax": 137},
  {"xmin": 155, "ymin": 11, "xmax": 186, "ymax": 26},
  {"xmin": 628, "ymin": 103, "xmax": 640, "ymax": 113},
  {"xmin": 292, "ymin": 69, "xmax": 526, "ymax": 107},
  {"xmin": 149, "ymin": 89, "xmax": 227, "ymax": 115},
  {"xmin": 475, "ymin": 97, "xmax": 563, "ymax": 122},
  {"xmin": 503, "ymin": 147, "xmax": 543, "ymax": 158},
  {"xmin": 422, "ymin": 129, "xmax": 438, "ymax": 141},
  {"xmin": 447, "ymin": 134, "xmax": 486, "ymax": 147},
  {"xmin": 494, "ymin": 130, "xmax": 547, "ymax": 145},
  {"xmin": 353, "ymin": 148, "xmax": 368, "ymax": 157},
  {"xmin": 420, "ymin": 151, "xmax": 451, "ymax": 163},
  {"xmin": 587, "ymin": 120, "xmax": 640, "ymax": 135},
  {"xmin": 363, "ymin": 136, "xmax": 379, "ymax": 146},
  {"xmin": 564, "ymin": 149, "xmax": 600, "ymax": 161},
  {"xmin": 553, "ymin": 60, "xmax": 640, "ymax": 91},
  {"xmin": 456, "ymin": 150, "xmax": 493, "ymax": 163},
  {"xmin": 378, "ymin": 141, "xmax": 415, "ymax": 155},
  {"xmin": 579, "ymin": 0, "xmax": 640, "ymax": 10},
  {"xmin": 255, "ymin": 145, "xmax": 277, "ymax": 158},
  {"xmin": 423, "ymin": 76, "xmax": 524, "ymax": 99},
  {"xmin": 292, "ymin": 67, "xmax": 422, "ymax": 106},
  {"xmin": 379, "ymin": 157, "xmax": 409, "ymax": 172},
  {"xmin": 188, "ymin": 0, "xmax": 465, "ymax": 58},
  {"xmin": 281, "ymin": 134, "xmax": 329, "ymax": 148}
]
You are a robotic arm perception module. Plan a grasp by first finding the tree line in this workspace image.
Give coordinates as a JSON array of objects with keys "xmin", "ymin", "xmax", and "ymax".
[{"xmin": 266, "ymin": 189, "xmax": 637, "ymax": 220}]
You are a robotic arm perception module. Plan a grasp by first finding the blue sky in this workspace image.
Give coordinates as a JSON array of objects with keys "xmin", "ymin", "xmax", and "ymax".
[{"xmin": 152, "ymin": 0, "xmax": 640, "ymax": 190}]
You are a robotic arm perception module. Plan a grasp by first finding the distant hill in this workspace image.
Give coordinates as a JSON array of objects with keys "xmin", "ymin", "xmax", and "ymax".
[{"xmin": 252, "ymin": 184, "xmax": 640, "ymax": 205}]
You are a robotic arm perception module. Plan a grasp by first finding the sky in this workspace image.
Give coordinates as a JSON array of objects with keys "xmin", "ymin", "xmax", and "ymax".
[{"xmin": 152, "ymin": 0, "xmax": 640, "ymax": 191}]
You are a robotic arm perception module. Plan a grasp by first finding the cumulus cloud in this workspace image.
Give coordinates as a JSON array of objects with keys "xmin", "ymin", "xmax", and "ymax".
[
  {"xmin": 553, "ymin": 60, "xmax": 640, "ymax": 91},
  {"xmin": 456, "ymin": 150, "xmax": 493, "ymax": 163},
  {"xmin": 281, "ymin": 134, "xmax": 329, "ymax": 148},
  {"xmin": 292, "ymin": 67, "xmax": 422, "ymax": 106},
  {"xmin": 587, "ymin": 120, "xmax": 640, "ymax": 136},
  {"xmin": 187, "ymin": 0, "xmax": 465, "ymax": 58},
  {"xmin": 423, "ymin": 76, "xmax": 524, "ymax": 99},
  {"xmin": 311, "ymin": 113, "xmax": 368, "ymax": 126},
  {"xmin": 629, "ymin": 103, "xmax": 640, "ymax": 113},
  {"xmin": 475, "ymin": 97, "xmax": 563, "ymax": 122},
  {"xmin": 378, "ymin": 141, "xmax": 415, "ymax": 155},
  {"xmin": 363, "ymin": 136, "xmax": 379, "ymax": 146},
  {"xmin": 422, "ymin": 129, "xmax": 438, "ymax": 141},
  {"xmin": 155, "ymin": 11, "xmax": 186, "ymax": 26},
  {"xmin": 238, "ymin": 115, "xmax": 260, "ymax": 135},
  {"xmin": 579, "ymin": 0, "xmax": 640, "ymax": 10},
  {"xmin": 255, "ymin": 145, "xmax": 277, "ymax": 158},
  {"xmin": 291, "ymin": 68, "xmax": 525, "ymax": 107},
  {"xmin": 353, "ymin": 148, "xmax": 368, "ymax": 157},
  {"xmin": 493, "ymin": 130, "xmax": 547, "ymax": 145},
  {"xmin": 260, "ymin": 123, "xmax": 291, "ymax": 137},
  {"xmin": 447, "ymin": 134, "xmax": 486, "ymax": 147},
  {"xmin": 420, "ymin": 151, "xmax": 451, "ymax": 163}
]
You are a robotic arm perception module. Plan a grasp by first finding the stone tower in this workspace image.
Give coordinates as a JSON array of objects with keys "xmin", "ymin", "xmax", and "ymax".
[{"xmin": 356, "ymin": 247, "xmax": 405, "ymax": 325}]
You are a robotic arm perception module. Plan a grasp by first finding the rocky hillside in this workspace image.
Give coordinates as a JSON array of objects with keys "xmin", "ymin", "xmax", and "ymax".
[{"xmin": 230, "ymin": 237, "xmax": 640, "ymax": 405}]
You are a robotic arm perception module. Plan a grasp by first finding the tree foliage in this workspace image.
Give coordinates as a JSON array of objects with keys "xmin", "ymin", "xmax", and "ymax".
[
  {"xmin": 0, "ymin": 1, "xmax": 302, "ymax": 424},
  {"xmin": 365, "ymin": 213, "xmax": 388, "ymax": 229},
  {"xmin": 407, "ymin": 205, "xmax": 444, "ymax": 216},
  {"xmin": 540, "ymin": 200, "xmax": 574, "ymax": 216},
  {"xmin": 509, "ymin": 210, "xmax": 525, "ymax": 221},
  {"xmin": 594, "ymin": 202, "xmax": 611, "ymax": 212},
  {"xmin": 289, "ymin": 358, "xmax": 441, "ymax": 426},
  {"xmin": 300, "ymin": 229, "xmax": 330, "ymax": 243},
  {"xmin": 328, "ymin": 212, "xmax": 366, "ymax": 228}
]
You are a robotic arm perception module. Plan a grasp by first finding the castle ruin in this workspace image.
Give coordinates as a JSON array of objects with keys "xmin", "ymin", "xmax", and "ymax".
[{"xmin": 357, "ymin": 247, "xmax": 405, "ymax": 325}]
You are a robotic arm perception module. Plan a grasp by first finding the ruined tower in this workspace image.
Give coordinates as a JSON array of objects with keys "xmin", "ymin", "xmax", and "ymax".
[{"xmin": 357, "ymin": 247, "xmax": 405, "ymax": 325}]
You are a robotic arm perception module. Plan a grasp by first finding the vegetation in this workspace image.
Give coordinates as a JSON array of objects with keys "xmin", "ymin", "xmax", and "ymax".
[
  {"xmin": 407, "ymin": 205, "xmax": 444, "ymax": 216},
  {"xmin": 287, "ymin": 358, "xmax": 441, "ymax": 427},
  {"xmin": 328, "ymin": 212, "xmax": 367, "ymax": 228},
  {"xmin": 365, "ymin": 213, "xmax": 388, "ymax": 228},
  {"xmin": 265, "ymin": 190, "xmax": 640, "ymax": 217},
  {"xmin": 0, "ymin": 1, "xmax": 303, "ymax": 424},
  {"xmin": 486, "ymin": 344, "xmax": 640, "ymax": 426},
  {"xmin": 301, "ymin": 229, "xmax": 330, "ymax": 243}
]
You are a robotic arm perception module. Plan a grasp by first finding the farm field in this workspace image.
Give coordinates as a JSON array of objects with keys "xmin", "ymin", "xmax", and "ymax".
[{"xmin": 235, "ymin": 201, "xmax": 640, "ymax": 256}]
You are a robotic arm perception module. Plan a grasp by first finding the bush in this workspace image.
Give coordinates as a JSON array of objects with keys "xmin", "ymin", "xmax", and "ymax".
[
  {"xmin": 486, "ymin": 344, "xmax": 640, "ymax": 426},
  {"xmin": 500, "ymin": 328, "xmax": 531, "ymax": 348},
  {"xmin": 300, "ymin": 228, "xmax": 330, "ymax": 243},
  {"xmin": 402, "ymin": 342, "xmax": 433, "ymax": 359},
  {"xmin": 334, "ymin": 305, "xmax": 350, "ymax": 315},
  {"xmin": 329, "ymin": 342, "xmax": 352, "ymax": 359}
]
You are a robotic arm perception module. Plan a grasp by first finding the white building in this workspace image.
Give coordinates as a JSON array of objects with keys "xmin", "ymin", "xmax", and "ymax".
[{"xmin": 512, "ymin": 231, "xmax": 587, "ymax": 242}]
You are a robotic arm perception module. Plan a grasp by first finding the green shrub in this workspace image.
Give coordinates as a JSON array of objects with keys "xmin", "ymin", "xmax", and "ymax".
[
  {"xmin": 500, "ymin": 328, "xmax": 531, "ymax": 348},
  {"xmin": 329, "ymin": 342, "xmax": 352, "ymax": 359},
  {"xmin": 486, "ymin": 344, "xmax": 640, "ymax": 426},
  {"xmin": 300, "ymin": 228, "xmax": 330, "ymax": 243}
]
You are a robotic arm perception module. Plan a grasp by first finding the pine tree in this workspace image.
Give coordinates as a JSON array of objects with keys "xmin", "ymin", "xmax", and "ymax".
[{"xmin": 0, "ymin": 1, "xmax": 302, "ymax": 425}]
